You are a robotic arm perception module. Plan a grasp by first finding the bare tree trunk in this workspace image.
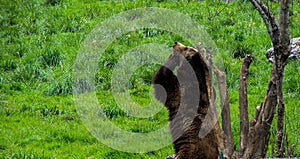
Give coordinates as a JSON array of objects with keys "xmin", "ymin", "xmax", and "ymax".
[
  {"xmin": 276, "ymin": 0, "xmax": 291, "ymax": 157},
  {"xmin": 238, "ymin": 54, "xmax": 252, "ymax": 156},
  {"xmin": 242, "ymin": 66, "xmax": 278, "ymax": 158},
  {"xmin": 244, "ymin": 0, "xmax": 291, "ymax": 158}
]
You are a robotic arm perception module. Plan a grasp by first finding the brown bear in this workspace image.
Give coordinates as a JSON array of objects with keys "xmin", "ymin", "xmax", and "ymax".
[{"xmin": 152, "ymin": 42, "xmax": 219, "ymax": 159}]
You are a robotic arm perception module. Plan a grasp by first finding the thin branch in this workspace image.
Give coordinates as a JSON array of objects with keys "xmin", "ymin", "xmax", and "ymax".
[
  {"xmin": 249, "ymin": 0, "xmax": 273, "ymax": 38},
  {"xmin": 249, "ymin": 0, "xmax": 279, "ymax": 45},
  {"xmin": 256, "ymin": 0, "xmax": 278, "ymax": 29}
]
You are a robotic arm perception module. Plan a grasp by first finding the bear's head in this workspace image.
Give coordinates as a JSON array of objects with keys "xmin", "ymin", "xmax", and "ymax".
[{"xmin": 172, "ymin": 42, "xmax": 198, "ymax": 58}]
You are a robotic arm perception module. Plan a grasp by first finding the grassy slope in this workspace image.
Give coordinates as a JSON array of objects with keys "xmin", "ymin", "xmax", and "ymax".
[{"xmin": 0, "ymin": 0, "xmax": 299, "ymax": 158}]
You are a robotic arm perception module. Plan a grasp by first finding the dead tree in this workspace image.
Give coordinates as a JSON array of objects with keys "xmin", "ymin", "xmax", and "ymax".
[
  {"xmin": 206, "ymin": 1, "xmax": 291, "ymax": 158},
  {"xmin": 161, "ymin": 1, "xmax": 291, "ymax": 158},
  {"xmin": 245, "ymin": 0, "xmax": 290, "ymax": 158},
  {"xmin": 210, "ymin": 0, "xmax": 290, "ymax": 158},
  {"xmin": 218, "ymin": 0, "xmax": 291, "ymax": 158},
  {"xmin": 209, "ymin": 0, "xmax": 291, "ymax": 158}
]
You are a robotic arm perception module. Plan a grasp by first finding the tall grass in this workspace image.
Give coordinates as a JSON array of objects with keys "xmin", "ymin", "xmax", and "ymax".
[{"xmin": 0, "ymin": 0, "xmax": 299, "ymax": 158}]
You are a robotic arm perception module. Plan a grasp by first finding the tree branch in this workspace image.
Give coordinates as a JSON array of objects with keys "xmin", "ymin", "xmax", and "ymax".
[
  {"xmin": 256, "ymin": 0, "xmax": 278, "ymax": 29},
  {"xmin": 249, "ymin": 0, "xmax": 279, "ymax": 45}
]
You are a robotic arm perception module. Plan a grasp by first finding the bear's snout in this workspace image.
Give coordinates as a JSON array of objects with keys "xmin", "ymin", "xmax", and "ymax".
[
  {"xmin": 173, "ymin": 41, "xmax": 179, "ymax": 48},
  {"xmin": 173, "ymin": 42, "xmax": 186, "ymax": 51}
]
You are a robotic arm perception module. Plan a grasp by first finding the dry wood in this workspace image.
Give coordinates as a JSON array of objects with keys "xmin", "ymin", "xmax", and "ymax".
[
  {"xmin": 244, "ymin": 0, "xmax": 291, "ymax": 158},
  {"xmin": 250, "ymin": 104, "xmax": 262, "ymax": 127},
  {"xmin": 214, "ymin": 67, "xmax": 234, "ymax": 158},
  {"xmin": 238, "ymin": 54, "xmax": 252, "ymax": 156},
  {"xmin": 242, "ymin": 67, "xmax": 278, "ymax": 158}
]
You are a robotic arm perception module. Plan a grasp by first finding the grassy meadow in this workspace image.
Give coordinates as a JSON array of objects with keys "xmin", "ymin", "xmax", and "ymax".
[{"xmin": 0, "ymin": 0, "xmax": 299, "ymax": 158}]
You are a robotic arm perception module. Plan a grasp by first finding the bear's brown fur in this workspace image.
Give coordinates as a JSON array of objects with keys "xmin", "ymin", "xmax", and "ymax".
[{"xmin": 153, "ymin": 42, "xmax": 219, "ymax": 159}]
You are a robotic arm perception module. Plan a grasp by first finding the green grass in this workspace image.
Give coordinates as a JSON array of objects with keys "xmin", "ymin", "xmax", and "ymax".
[{"xmin": 1, "ymin": 0, "xmax": 299, "ymax": 158}]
